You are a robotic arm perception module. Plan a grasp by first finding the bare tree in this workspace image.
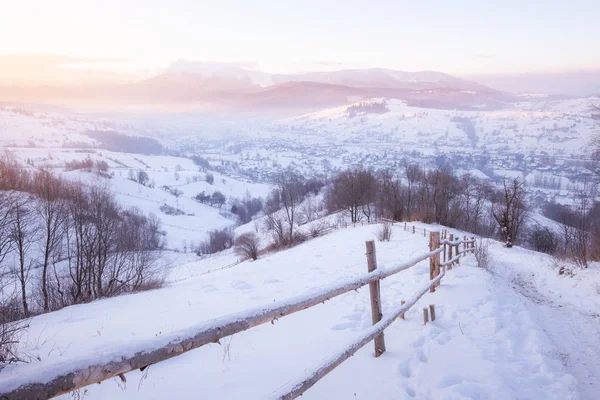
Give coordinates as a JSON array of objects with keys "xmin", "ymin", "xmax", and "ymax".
[
  {"xmin": 458, "ymin": 174, "xmax": 489, "ymax": 234},
  {"xmin": 376, "ymin": 169, "xmax": 403, "ymax": 221},
  {"xmin": 34, "ymin": 170, "xmax": 67, "ymax": 312},
  {"xmin": 0, "ymin": 192, "xmax": 15, "ymax": 279},
  {"xmin": 276, "ymin": 172, "xmax": 304, "ymax": 245},
  {"xmin": 491, "ymin": 177, "xmax": 528, "ymax": 247},
  {"xmin": 264, "ymin": 211, "xmax": 288, "ymax": 247},
  {"xmin": 87, "ymin": 184, "xmax": 121, "ymax": 298},
  {"xmin": 570, "ymin": 182, "xmax": 597, "ymax": 268},
  {"xmin": 9, "ymin": 193, "xmax": 36, "ymax": 316},
  {"xmin": 234, "ymin": 233, "xmax": 260, "ymax": 260},
  {"xmin": 404, "ymin": 163, "xmax": 422, "ymax": 220},
  {"xmin": 327, "ymin": 168, "xmax": 376, "ymax": 223},
  {"xmin": 591, "ymin": 103, "xmax": 600, "ymax": 177},
  {"xmin": 136, "ymin": 170, "xmax": 149, "ymax": 186}
]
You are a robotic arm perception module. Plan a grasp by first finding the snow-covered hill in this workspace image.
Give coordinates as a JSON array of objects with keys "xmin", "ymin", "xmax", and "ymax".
[
  {"xmin": 2, "ymin": 221, "xmax": 598, "ymax": 399},
  {"xmin": 3, "ymin": 145, "xmax": 271, "ymax": 250}
]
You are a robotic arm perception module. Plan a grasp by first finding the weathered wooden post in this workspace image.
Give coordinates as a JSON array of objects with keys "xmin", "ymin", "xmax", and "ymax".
[
  {"xmin": 404, "ymin": 222, "xmax": 407, "ymax": 231},
  {"xmin": 423, "ymin": 308, "xmax": 429, "ymax": 325},
  {"xmin": 456, "ymin": 238, "xmax": 461, "ymax": 265},
  {"xmin": 400, "ymin": 300, "xmax": 406, "ymax": 319},
  {"xmin": 424, "ymin": 228, "xmax": 426, "ymax": 237},
  {"xmin": 429, "ymin": 231, "xmax": 440, "ymax": 292},
  {"xmin": 471, "ymin": 236, "xmax": 475, "ymax": 252},
  {"xmin": 448, "ymin": 234, "xmax": 454, "ymax": 270},
  {"xmin": 429, "ymin": 304, "xmax": 436, "ymax": 321},
  {"xmin": 412, "ymin": 225, "xmax": 415, "ymax": 234},
  {"xmin": 365, "ymin": 241, "xmax": 385, "ymax": 357}
]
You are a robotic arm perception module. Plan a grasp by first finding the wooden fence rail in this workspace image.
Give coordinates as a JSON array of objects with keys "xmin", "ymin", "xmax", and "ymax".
[{"xmin": 1, "ymin": 228, "xmax": 476, "ymax": 400}]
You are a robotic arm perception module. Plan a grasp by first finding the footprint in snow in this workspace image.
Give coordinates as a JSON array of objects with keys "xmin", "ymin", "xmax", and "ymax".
[
  {"xmin": 331, "ymin": 312, "xmax": 364, "ymax": 330},
  {"xmin": 437, "ymin": 374, "xmax": 465, "ymax": 388},
  {"xmin": 404, "ymin": 387, "xmax": 416, "ymax": 398},
  {"xmin": 199, "ymin": 285, "xmax": 218, "ymax": 293},
  {"xmin": 331, "ymin": 321, "xmax": 356, "ymax": 331},
  {"xmin": 416, "ymin": 349, "xmax": 428, "ymax": 363},
  {"xmin": 398, "ymin": 359, "xmax": 411, "ymax": 378},
  {"xmin": 231, "ymin": 281, "xmax": 254, "ymax": 290},
  {"xmin": 411, "ymin": 336, "xmax": 426, "ymax": 348},
  {"xmin": 436, "ymin": 332, "xmax": 452, "ymax": 345}
]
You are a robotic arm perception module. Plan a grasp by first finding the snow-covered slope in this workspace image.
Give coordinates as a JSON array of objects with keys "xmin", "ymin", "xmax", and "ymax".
[
  {"xmin": 5, "ymin": 147, "xmax": 271, "ymax": 250},
  {"xmin": 279, "ymin": 97, "xmax": 599, "ymax": 157},
  {"xmin": 3, "ymin": 222, "xmax": 597, "ymax": 399}
]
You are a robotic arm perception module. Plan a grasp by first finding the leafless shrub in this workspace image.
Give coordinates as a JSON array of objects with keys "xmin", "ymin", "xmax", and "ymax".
[
  {"xmin": 474, "ymin": 238, "xmax": 491, "ymax": 270},
  {"xmin": 527, "ymin": 226, "xmax": 558, "ymax": 254},
  {"xmin": 265, "ymin": 212, "xmax": 290, "ymax": 249},
  {"xmin": 133, "ymin": 274, "xmax": 166, "ymax": 292},
  {"xmin": 0, "ymin": 297, "xmax": 29, "ymax": 370},
  {"xmin": 551, "ymin": 255, "xmax": 575, "ymax": 277},
  {"xmin": 234, "ymin": 233, "xmax": 260, "ymax": 261},
  {"xmin": 292, "ymin": 231, "xmax": 308, "ymax": 246},
  {"xmin": 376, "ymin": 222, "xmax": 393, "ymax": 242},
  {"xmin": 159, "ymin": 203, "xmax": 186, "ymax": 216},
  {"xmin": 197, "ymin": 228, "xmax": 234, "ymax": 255},
  {"xmin": 308, "ymin": 221, "xmax": 331, "ymax": 238},
  {"xmin": 335, "ymin": 213, "xmax": 347, "ymax": 229}
]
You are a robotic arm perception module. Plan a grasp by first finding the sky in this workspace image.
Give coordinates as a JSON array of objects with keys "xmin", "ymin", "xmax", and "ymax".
[{"xmin": 1, "ymin": 0, "xmax": 599, "ymax": 83}]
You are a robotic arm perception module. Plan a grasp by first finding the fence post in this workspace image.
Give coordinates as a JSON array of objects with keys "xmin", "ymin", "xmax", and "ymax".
[
  {"xmin": 471, "ymin": 236, "xmax": 475, "ymax": 252},
  {"xmin": 400, "ymin": 300, "xmax": 406, "ymax": 319},
  {"xmin": 404, "ymin": 222, "xmax": 407, "ymax": 231},
  {"xmin": 456, "ymin": 238, "xmax": 460, "ymax": 265},
  {"xmin": 365, "ymin": 241, "xmax": 386, "ymax": 357},
  {"xmin": 429, "ymin": 304, "xmax": 436, "ymax": 321},
  {"xmin": 413, "ymin": 225, "xmax": 415, "ymax": 234},
  {"xmin": 448, "ymin": 234, "xmax": 454, "ymax": 270},
  {"xmin": 429, "ymin": 231, "xmax": 440, "ymax": 292},
  {"xmin": 423, "ymin": 308, "xmax": 429, "ymax": 325}
]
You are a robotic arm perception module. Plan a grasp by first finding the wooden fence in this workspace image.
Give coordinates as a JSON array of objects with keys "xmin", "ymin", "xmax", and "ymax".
[{"xmin": 1, "ymin": 228, "xmax": 475, "ymax": 400}]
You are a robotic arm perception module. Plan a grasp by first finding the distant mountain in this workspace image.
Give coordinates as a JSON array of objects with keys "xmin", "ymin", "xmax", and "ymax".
[
  {"xmin": 168, "ymin": 60, "xmax": 275, "ymax": 87},
  {"xmin": 277, "ymin": 68, "xmax": 490, "ymax": 92},
  {"xmin": 465, "ymin": 70, "xmax": 600, "ymax": 96},
  {"xmin": 167, "ymin": 61, "xmax": 492, "ymax": 92},
  {"xmin": 0, "ymin": 62, "xmax": 515, "ymax": 114}
]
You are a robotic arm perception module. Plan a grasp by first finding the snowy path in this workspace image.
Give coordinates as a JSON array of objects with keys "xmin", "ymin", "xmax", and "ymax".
[
  {"xmin": 531, "ymin": 303, "xmax": 600, "ymax": 400},
  {"xmin": 491, "ymin": 244, "xmax": 600, "ymax": 400}
]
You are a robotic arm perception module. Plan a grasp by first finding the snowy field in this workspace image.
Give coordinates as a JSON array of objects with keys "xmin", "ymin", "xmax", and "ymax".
[
  {"xmin": 2, "ymin": 222, "xmax": 597, "ymax": 399},
  {"xmin": 3, "ymin": 146, "xmax": 272, "ymax": 250}
]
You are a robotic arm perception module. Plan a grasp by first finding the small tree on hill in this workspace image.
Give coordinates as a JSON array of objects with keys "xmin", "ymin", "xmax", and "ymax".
[
  {"xmin": 206, "ymin": 173, "xmax": 215, "ymax": 185},
  {"xmin": 491, "ymin": 177, "xmax": 527, "ymax": 247},
  {"xmin": 211, "ymin": 191, "xmax": 226, "ymax": 208},
  {"xmin": 234, "ymin": 233, "xmax": 260, "ymax": 260}
]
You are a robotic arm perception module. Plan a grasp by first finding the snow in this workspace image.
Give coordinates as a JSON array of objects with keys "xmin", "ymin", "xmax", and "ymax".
[
  {"xmin": 2, "ymin": 222, "xmax": 593, "ymax": 400},
  {"xmin": 487, "ymin": 242, "xmax": 600, "ymax": 399},
  {"xmin": 2, "ymin": 147, "xmax": 272, "ymax": 250}
]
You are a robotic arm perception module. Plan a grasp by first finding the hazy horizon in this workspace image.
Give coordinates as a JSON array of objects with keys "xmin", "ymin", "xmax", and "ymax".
[{"xmin": 2, "ymin": 0, "xmax": 600, "ymax": 86}]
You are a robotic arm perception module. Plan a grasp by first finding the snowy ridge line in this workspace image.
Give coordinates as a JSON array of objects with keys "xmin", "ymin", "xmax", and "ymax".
[
  {"xmin": 0, "ymin": 248, "xmax": 443, "ymax": 400},
  {"xmin": 265, "ymin": 266, "xmax": 448, "ymax": 400}
]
